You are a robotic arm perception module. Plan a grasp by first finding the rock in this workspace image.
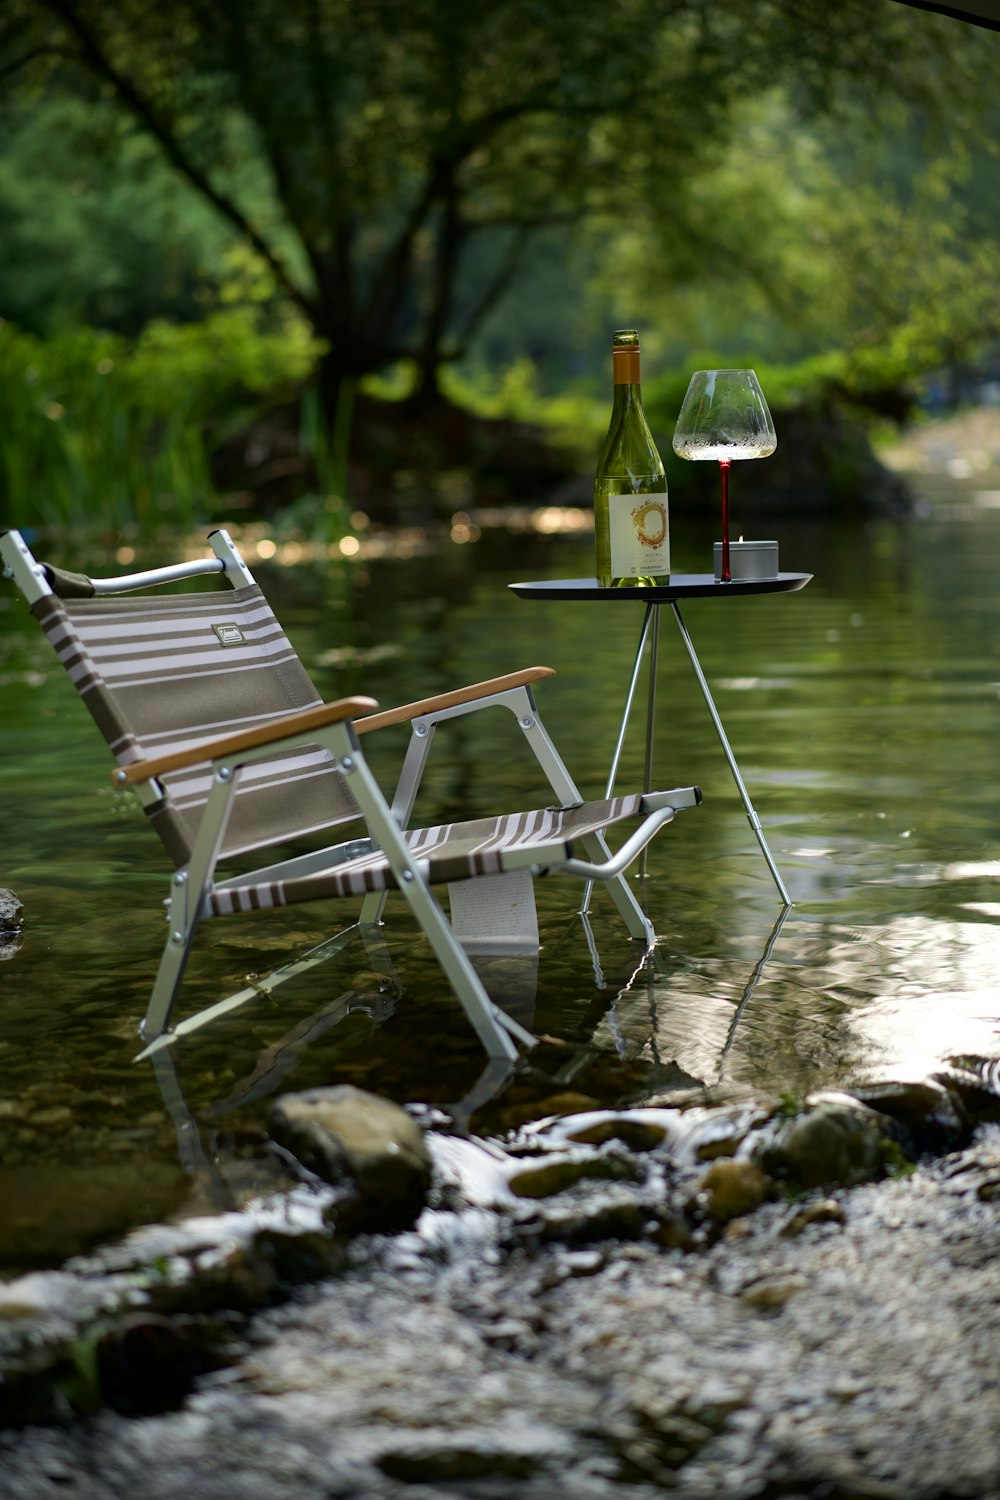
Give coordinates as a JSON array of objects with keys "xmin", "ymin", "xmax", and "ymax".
[
  {"xmin": 691, "ymin": 1159, "xmax": 768, "ymax": 1223},
  {"xmin": 781, "ymin": 1198, "xmax": 847, "ymax": 1237},
  {"xmin": 0, "ymin": 889, "xmax": 23, "ymax": 961},
  {"xmin": 0, "ymin": 890, "xmax": 23, "ymax": 932},
  {"xmin": 935, "ymin": 1055, "xmax": 1000, "ymax": 1117},
  {"xmin": 508, "ymin": 1151, "xmax": 642, "ymax": 1200},
  {"xmin": 847, "ymin": 1078, "xmax": 970, "ymax": 1150},
  {"xmin": 0, "ymin": 1190, "xmax": 348, "ymax": 1426},
  {"xmin": 669, "ymin": 1102, "xmax": 771, "ymax": 1164},
  {"xmin": 496, "ymin": 1090, "xmax": 603, "ymax": 1132},
  {"xmin": 95, "ymin": 1312, "xmax": 225, "ymax": 1417},
  {"xmin": 27, "ymin": 1107, "xmax": 74, "ymax": 1130},
  {"xmin": 378, "ymin": 1437, "xmax": 541, "ymax": 1482},
  {"xmin": 936, "ymin": 1136, "xmax": 1000, "ymax": 1202},
  {"xmin": 648, "ymin": 1211, "xmax": 695, "ymax": 1251},
  {"xmin": 528, "ymin": 1189, "xmax": 651, "ymax": 1249},
  {"xmin": 268, "ymin": 1086, "xmax": 431, "ymax": 1231},
  {"xmin": 757, "ymin": 1096, "xmax": 898, "ymax": 1190},
  {"xmin": 0, "ymin": 1161, "xmax": 189, "ymax": 1272},
  {"xmin": 741, "ymin": 1272, "xmax": 810, "ymax": 1310},
  {"xmin": 564, "ymin": 1115, "xmax": 668, "ymax": 1152}
]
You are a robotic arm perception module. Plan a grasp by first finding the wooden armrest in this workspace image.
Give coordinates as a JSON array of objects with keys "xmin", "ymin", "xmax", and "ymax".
[
  {"xmin": 112, "ymin": 696, "xmax": 379, "ymax": 786},
  {"xmin": 353, "ymin": 666, "xmax": 555, "ymax": 735}
]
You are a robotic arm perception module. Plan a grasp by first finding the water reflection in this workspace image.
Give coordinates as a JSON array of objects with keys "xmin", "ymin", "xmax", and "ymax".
[{"xmin": 2, "ymin": 478, "xmax": 1000, "ymax": 1267}]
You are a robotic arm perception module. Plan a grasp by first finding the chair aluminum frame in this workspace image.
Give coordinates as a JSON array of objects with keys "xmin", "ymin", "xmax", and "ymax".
[{"xmin": 2, "ymin": 527, "xmax": 701, "ymax": 1062}]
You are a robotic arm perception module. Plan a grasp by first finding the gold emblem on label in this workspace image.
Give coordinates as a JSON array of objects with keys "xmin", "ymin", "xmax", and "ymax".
[{"xmin": 631, "ymin": 500, "xmax": 667, "ymax": 548}]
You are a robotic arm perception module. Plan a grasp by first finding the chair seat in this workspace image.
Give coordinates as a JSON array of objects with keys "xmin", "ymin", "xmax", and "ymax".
[{"xmin": 208, "ymin": 794, "xmax": 648, "ymax": 914}]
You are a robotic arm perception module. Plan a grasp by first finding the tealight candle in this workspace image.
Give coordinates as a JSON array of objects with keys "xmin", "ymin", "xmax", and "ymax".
[{"xmin": 713, "ymin": 539, "xmax": 779, "ymax": 582}]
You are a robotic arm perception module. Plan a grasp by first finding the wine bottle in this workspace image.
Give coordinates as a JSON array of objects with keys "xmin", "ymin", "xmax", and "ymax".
[{"xmin": 594, "ymin": 329, "xmax": 670, "ymax": 587}]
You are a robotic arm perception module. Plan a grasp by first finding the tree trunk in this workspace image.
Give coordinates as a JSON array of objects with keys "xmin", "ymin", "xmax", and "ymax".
[{"xmin": 317, "ymin": 345, "xmax": 353, "ymax": 433}]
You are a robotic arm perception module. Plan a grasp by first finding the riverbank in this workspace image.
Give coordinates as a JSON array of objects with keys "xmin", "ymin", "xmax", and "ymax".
[
  {"xmin": 877, "ymin": 403, "xmax": 1000, "ymax": 483},
  {"xmin": 213, "ymin": 386, "xmax": 921, "ymax": 525},
  {"xmin": 1, "ymin": 1073, "xmax": 998, "ymax": 1499}
]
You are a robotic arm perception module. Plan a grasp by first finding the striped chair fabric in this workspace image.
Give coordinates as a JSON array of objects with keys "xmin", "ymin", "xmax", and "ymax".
[
  {"xmin": 30, "ymin": 580, "xmax": 655, "ymax": 900},
  {"xmin": 208, "ymin": 795, "xmax": 648, "ymax": 913},
  {"xmin": 31, "ymin": 584, "xmax": 361, "ymax": 866}
]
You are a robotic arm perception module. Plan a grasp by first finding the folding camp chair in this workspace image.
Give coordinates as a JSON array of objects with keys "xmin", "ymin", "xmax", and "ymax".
[{"xmin": 1, "ymin": 527, "xmax": 701, "ymax": 1061}]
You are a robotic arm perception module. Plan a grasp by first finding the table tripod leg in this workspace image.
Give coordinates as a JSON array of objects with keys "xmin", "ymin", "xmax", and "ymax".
[
  {"xmin": 582, "ymin": 601, "xmax": 656, "ymax": 916},
  {"xmin": 603, "ymin": 600, "xmax": 655, "ymax": 799},
  {"xmin": 670, "ymin": 601, "xmax": 791, "ymax": 906},
  {"xmin": 639, "ymin": 605, "xmax": 661, "ymax": 878}
]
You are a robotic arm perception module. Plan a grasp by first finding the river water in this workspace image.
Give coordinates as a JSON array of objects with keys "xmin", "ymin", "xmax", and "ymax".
[{"xmin": 1, "ymin": 460, "xmax": 998, "ymax": 1271}]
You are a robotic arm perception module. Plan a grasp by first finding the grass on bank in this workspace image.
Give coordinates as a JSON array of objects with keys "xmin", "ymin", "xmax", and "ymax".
[
  {"xmin": 0, "ymin": 311, "xmax": 322, "ymax": 537},
  {"xmin": 0, "ymin": 310, "xmax": 950, "ymax": 541}
]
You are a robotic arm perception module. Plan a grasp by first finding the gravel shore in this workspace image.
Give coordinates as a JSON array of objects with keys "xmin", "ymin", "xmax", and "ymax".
[{"xmin": 2, "ymin": 1120, "xmax": 998, "ymax": 1500}]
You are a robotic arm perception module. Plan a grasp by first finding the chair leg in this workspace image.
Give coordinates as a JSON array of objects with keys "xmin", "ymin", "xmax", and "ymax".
[
  {"xmin": 576, "ymin": 830, "xmax": 655, "ymax": 944},
  {"xmin": 142, "ymin": 771, "xmax": 238, "ymax": 1042},
  {"xmin": 339, "ymin": 745, "xmax": 532, "ymax": 1059},
  {"xmin": 515, "ymin": 702, "xmax": 656, "ymax": 944},
  {"xmin": 361, "ymin": 686, "xmax": 657, "ymax": 945},
  {"xmin": 393, "ymin": 872, "xmax": 528, "ymax": 1059},
  {"xmin": 359, "ymin": 888, "xmax": 388, "ymax": 928},
  {"xmin": 358, "ymin": 715, "xmax": 438, "ymax": 930},
  {"xmin": 144, "ymin": 906, "xmax": 200, "ymax": 1041}
]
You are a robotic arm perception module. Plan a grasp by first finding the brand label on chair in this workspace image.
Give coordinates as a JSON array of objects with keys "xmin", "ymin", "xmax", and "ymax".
[{"xmin": 213, "ymin": 623, "xmax": 246, "ymax": 646}]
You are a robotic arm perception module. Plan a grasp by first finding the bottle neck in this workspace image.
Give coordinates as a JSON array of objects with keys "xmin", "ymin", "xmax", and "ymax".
[
  {"xmin": 612, "ymin": 345, "xmax": 641, "ymax": 385},
  {"xmin": 612, "ymin": 346, "xmax": 643, "ymax": 420},
  {"xmin": 611, "ymin": 380, "xmax": 643, "ymax": 418}
]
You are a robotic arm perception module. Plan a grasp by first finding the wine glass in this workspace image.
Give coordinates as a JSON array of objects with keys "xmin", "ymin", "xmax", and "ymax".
[{"xmin": 672, "ymin": 370, "xmax": 776, "ymax": 582}]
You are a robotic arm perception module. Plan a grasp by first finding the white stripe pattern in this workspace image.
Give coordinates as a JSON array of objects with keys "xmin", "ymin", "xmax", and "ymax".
[
  {"xmin": 36, "ymin": 583, "xmax": 358, "ymax": 864},
  {"xmin": 166, "ymin": 750, "xmax": 338, "ymax": 808},
  {"xmin": 205, "ymin": 796, "xmax": 644, "ymax": 914}
]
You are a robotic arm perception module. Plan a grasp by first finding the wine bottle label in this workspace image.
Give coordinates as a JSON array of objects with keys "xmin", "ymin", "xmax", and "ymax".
[{"xmin": 609, "ymin": 493, "xmax": 669, "ymax": 577}]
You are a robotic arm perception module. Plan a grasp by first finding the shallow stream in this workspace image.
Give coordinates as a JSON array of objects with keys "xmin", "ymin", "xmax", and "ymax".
[{"xmin": 1, "ymin": 465, "xmax": 998, "ymax": 1271}]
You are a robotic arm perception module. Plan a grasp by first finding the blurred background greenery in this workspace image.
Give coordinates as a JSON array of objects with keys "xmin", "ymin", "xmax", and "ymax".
[{"xmin": 1, "ymin": 0, "xmax": 999, "ymax": 536}]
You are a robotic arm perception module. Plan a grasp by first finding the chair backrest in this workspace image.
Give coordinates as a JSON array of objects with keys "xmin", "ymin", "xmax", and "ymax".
[{"xmin": 2, "ymin": 530, "xmax": 360, "ymax": 866}]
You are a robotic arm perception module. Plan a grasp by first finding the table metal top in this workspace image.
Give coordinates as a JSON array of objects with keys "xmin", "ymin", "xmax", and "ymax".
[{"xmin": 508, "ymin": 572, "xmax": 813, "ymax": 602}]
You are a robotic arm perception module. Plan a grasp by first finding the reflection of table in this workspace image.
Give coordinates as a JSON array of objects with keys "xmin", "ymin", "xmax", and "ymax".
[{"xmin": 508, "ymin": 573, "xmax": 813, "ymax": 906}]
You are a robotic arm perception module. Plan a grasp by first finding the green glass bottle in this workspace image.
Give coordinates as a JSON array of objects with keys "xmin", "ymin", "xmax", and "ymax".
[{"xmin": 594, "ymin": 329, "xmax": 670, "ymax": 587}]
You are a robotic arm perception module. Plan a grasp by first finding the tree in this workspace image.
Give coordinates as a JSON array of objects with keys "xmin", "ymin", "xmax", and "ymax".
[
  {"xmin": 0, "ymin": 0, "xmax": 986, "ymax": 422},
  {"xmin": 590, "ymin": 85, "xmax": 1000, "ymax": 413}
]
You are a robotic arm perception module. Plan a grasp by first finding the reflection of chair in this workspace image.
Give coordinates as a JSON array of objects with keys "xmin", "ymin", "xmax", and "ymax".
[{"xmin": 1, "ymin": 528, "xmax": 700, "ymax": 1060}]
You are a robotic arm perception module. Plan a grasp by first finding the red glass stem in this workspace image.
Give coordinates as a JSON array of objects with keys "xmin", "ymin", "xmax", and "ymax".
[{"xmin": 719, "ymin": 459, "xmax": 732, "ymax": 583}]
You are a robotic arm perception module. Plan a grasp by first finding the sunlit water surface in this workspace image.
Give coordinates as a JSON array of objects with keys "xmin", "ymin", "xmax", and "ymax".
[{"xmin": 1, "ymin": 472, "xmax": 998, "ymax": 1269}]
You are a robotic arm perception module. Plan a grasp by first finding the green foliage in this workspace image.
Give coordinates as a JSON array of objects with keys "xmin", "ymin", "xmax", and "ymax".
[
  {"xmin": 0, "ymin": 308, "xmax": 324, "ymax": 532},
  {"xmin": 435, "ymin": 347, "xmax": 850, "ymax": 468},
  {"xmin": 7, "ymin": 0, "xmax": 990, "ymax": 411},
  {"xmin": 443, "ymin": 358, "xmax": 603, "ymax": 430},
  {"xmin": 0, "ymin": 96, "xmax": 237, "ymax": 334},
  {"xmin": 283, "ymin": 383, "xmax": 354, "ymax": 543},
  {"xmin": 592, "ymin": 89, "xmax": 1000, "ymax": 405},
  {"xmin": 0, "ymin": 0, "xmax": 998, "ymax": 524}
]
